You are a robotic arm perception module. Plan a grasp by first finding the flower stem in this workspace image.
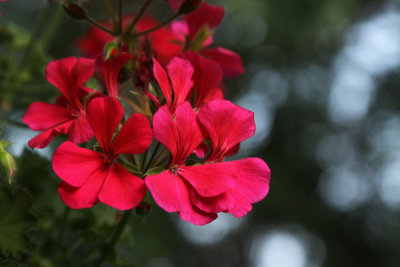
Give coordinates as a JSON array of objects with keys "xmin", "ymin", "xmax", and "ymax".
[
  {"xmin": 94, "ymin": 209, "xmax": 133, "ymax": 267},
  {"xmin": 104, "ymin": 0, "xmax": 118, "ymax": 31},
  {"xmin": 144, "ymin": 141, "xmax": 161, "ymax": 172},
  {"xmin": 125, "ymin": 0, "xmax": 154, "ymax": 35},
  {"xmin": 85, "ymin": 16, "xmax": 116, "ymax": 35},
  {"xmin": 129, "ymin": 12, "xmax": 180, "ymax": 37}
]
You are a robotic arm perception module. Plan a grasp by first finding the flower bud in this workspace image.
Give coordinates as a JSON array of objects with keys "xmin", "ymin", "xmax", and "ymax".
[
  {"xmin": 0, "ymin": 141, "xmax": 15, "ymax": 184},
  {"xmin": 178, "ymin": 0, "xmax": 202, "ymax": 15},
  {"xmin": 62, "ymin": 2, "xmax": 87, "ymax": 20}
]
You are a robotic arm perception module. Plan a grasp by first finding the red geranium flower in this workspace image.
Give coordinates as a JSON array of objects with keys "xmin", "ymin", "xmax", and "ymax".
[
  {"xmin": 95, "ymin": 52, "xmax": 132, "ymax": 98},
  {"xmin": 167, "ymin": 2, "xmax": 244, "ymax": 78},
  {"xmin": 152, "ymin": 52, "xmax": 223, "ymax": 112},
  {"xmin": 145, "ymin": 101, "xmax": 270, "ymax": 225},
  {"xmin": 52, "ymin": 97, "xmax": 152, "ymax": 210},
  {"xmin": 22, "ymin": 57, "xmax": 97, "ymax": 149}
]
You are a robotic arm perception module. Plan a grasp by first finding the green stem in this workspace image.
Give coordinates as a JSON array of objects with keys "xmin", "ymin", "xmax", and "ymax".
[
  {"xmin": 104, "ymin": 0, "xmax": 118, "ymax": 31},
  {"xmin": 125, "ymin": 0, "xmax": 154, "ymax": 35},
  {"xmin": 94, "ymin": 209, "xmax": 133, "ymax": 267},
  {"xmin": 141, "ymin": 148, "xmax": 149, "ymax": 172},
  {"xmin": 143, "ymin": 142, "xmax": 161, "ymax": 173},
  {"xmin": 85, "ymin": 16, "xmax": 116, "ymax": 35},
  {"xmin": 40, "ymin": 4, "xmax": 63, "ymax": 49},
  {"xmin": 129, "ymin": 12, "xmax": 180, "ymax": 37}
]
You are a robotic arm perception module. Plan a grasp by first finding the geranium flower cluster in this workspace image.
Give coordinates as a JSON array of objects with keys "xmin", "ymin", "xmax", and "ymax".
[{"xmin": 22, "ymin": 0, "xmax": 270, "ymax": 225}]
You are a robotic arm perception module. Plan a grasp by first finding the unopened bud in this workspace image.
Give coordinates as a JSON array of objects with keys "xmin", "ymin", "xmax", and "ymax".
[
  {"xmin": 62, "ymin": 2, "xmax": 86, "ymax": 20},
  {"xmin": 178, "ymin": 0, "xmax": 202, "ymax": 15},
  {"xmin": 0, "ymin": 141, "xmax": 15, "ymax": 184}
]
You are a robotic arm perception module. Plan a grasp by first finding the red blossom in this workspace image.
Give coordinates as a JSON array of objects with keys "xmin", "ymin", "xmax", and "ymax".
[
  {"xmin": 22, "ymin": 57, "xmax": 98, "ymax": 149},
  {"xmin": 95, "ymin": 52, "xmax": 132, "ymax": 98},
  {"xmin": 53, "ymin": 97, "xmax": 152, "ymax": 210},
  {"xmin": 145, "ymin": 102, "xmax": 270, "ymax": 225}
]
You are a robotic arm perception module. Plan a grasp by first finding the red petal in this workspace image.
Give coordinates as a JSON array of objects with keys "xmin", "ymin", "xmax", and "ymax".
[
  {"xmin": 179, "ymin": 163, "xmax": 234, "ymax": 197},
  {"xmin": 168, "ymin": 0, "xmax": 183, "ymax": 11},
  {"xmin": 153, "ymin": 57, "xmax": 172, "ymax": 107},
  {"xmin": 27, "ymin": 120, "xmax": 73, "ymax": 149},
  {"xmin": 77, "ymin": 25, "xmax": 113, "ymax": 58},
  {"xmin": 145, "ymin": 170, "xmax": 217, "ymax": 225},
  {"xmin": 22, "ymin": 102, "xmax": 73, "ymax": 131},
  {"xmin": 146, "ymin": 170, "xmax": 188, "ymax": 213},
  {"xmin": 228, "ymin": 158, "xmax": 271, "ymax": 203},
  {"xmin": 190, "ymin": 190, "xmax": 233, "ymax": 214},
  {"xmin": 58, "ymin": 165, "xmax": 107, "ymax": 209},
  {"xmin": 112, "ymin": 113, "xmax": 153, "ymax": 155},
  {"xmin": 46, "ymin": 57, "xmax": 95, "ymax": 109},
  {"xmin": 98, "ymin": 162, "xmax": 147, "ymax": 210},
  {"xmin": 86, "ymin": 97, "xmax": 123, "ymax": 154},
  {"xmin": 68, "ymin": 114, "xmax": 94, "ymax": 144},
  {"xmin": 202, "ymin": 47, "xmax": 244, "ymax": 78},
  {"xmin": 180, "ymin": 51, "xmax": 222, "ymax": 108},
  {"xmin": 96, "ymin": 52, "xmax": 132, "ymax": 98},
  {"xmin": 149, "ymin": 26, "xmax": 183, "ymax": 65},
  {"xmin": 197, "ymin": 99, "xmax": 255, "ymax": 161},
  {"xmin": 52, "ymin": 141, "xmax": 105, "ymax": 187},
  {"xmin": 166, "ymin": 57, "xmax": 194, "ymax": 111},
  {"xmin": 189, "ymin": 158, "xmax": 270, "ymax": 217},
  {"xmin": 184, "ymin": 2, "xmax": 224, "ymax": 39},
  {"xmin": 193, "ymin": 142, "xmax": 210, "ymax": 158}
]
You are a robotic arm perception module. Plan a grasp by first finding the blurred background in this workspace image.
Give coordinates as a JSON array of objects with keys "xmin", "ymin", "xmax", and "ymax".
[{"xmin": 1, "ymin": 0, "xmax": 400, "ymax": 266}]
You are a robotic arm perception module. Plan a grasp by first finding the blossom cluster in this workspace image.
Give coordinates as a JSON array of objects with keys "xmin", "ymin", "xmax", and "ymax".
[{"xmin": 22, "ymin": 0, "xmax": 270, "ymax": 225}]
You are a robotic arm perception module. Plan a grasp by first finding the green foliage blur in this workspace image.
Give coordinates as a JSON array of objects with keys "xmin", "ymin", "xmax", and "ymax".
[{"xmin": 1, "ymin": 0, "xmax": 399, "ymax": 266}]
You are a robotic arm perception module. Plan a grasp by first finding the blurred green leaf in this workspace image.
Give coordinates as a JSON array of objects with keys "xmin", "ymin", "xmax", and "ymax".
[{"xmin": 0, "ymin": 185, "xmax": 36, "ymax": 259}]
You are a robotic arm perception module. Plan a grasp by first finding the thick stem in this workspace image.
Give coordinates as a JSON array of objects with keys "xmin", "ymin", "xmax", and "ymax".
[
  {"xmin": 104, "ymin": 0, "xmax": 118, "ymax": 30},
  {"xmin": 128, "ymin": 12, "xmax": 180, "ymax": 38},
  {"xmin": 118, "ymin": 0, "xmax": 123, "ymax": 33},
  {"xmin": 125, "ymin": 0, "xmax": 154, "ymax": 35},
  {"xmin": 41, "ymin": 4, "xmax": 63, "ymax": 49},
  {"xmin": 94, "ymin": 209, "xmax": 133, "ymax": 267},
  {"xmin": 85, "ymin": 16, "xmax": 116, "ymax": 35}
]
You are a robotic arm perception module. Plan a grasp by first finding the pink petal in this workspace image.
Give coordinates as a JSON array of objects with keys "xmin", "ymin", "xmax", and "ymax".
[
  {"xmin": 96, "ymin": 52, "xmax": 132, "ymax": 98},
  {"xmin": 173, "ymin": 102, "xmax": 203, "ymax": 164},
  {"xmin": 202, "ymin": 47, "xmax": 244, "ymax": 78},
  {"xmin": 46, "ymin": 57, "xmax": 95, "ymax": 109},
  {"xmin": 153, "ymin": 103, "xmax": 203, "ymax": 164},
  {"xmin": 180, "ymin": 51, "xmax": 222, "ymax": 108},
  {"xmin": 68, "ymin": 114, "xmax": 94, "ymax": 144},
  {"xmin": 197, "ymin": 99, "xmax": 255, "ymax": 161},
  {"xmin": 152, "ymin": 105, "xmax": 179, "ymax": 161},
  {"xmin": 146, "ymin": 170, "xmax": 189, "ymax": 213},
  {"xmin": 58, "ymin": 165, "xmax": 107, "ymax": 209},
  {"xmin": 184, "ymin": 2, "xmax": 224, "ymax": 39},
  {"xmin": 179, "ymin": 163, "xmax": 234, "ymax": 197},
  {"xmin": 166, "ymin": 57, "xmax": 194, "ymax": 111},
  {"xmin": 145, "ymin": 170, "xmax": 217, "ymax": 225},
  {"xmin": 22, "ymin": 102, "xmax": 73, "ymax": 131},
  {"xmin": 228, "ymin": 158, "xmax": 271, "ymax": 204},
  {"xmin": 86, "ymin": 97, "xmax": 123, "ymax": 154},
  {"xmin": 98, "ymin": 162, "xmax": 147, "ymax": 210},
  {"xmin": 190, "ymin": 190, "xmax": 233, "ymax": 214},
  {"xmin": 112, "ymin": 113, "xmax": 153, "ymax": 155},
  {"xmin": 52, "ymin": 141, "xmax": 105, "ymax": 187},
  {"xmin": 193, "ymin": 142, "xmax": 210, "ymax": 158},
  {"xmin": 153, "ymin": 57, "xmax": 172, "ymax": 107}
]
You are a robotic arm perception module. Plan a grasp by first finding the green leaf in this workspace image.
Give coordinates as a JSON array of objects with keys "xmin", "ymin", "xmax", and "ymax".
[
  {"xmin": 0, "ymin": 185, "xmax": 36, "ymax": 259},
  {"xmin": 145, "ymin": 166, "xmax": 166, "ymax": 176}
]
